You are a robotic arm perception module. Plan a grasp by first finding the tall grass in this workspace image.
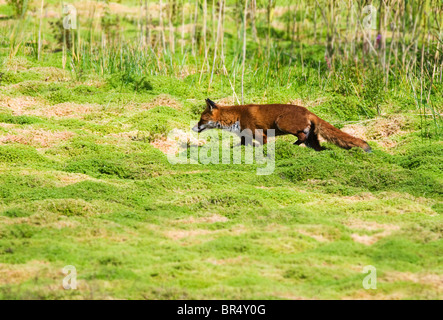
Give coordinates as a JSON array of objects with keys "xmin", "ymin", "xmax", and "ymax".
[{"xmin": 0, "ymin": 0, "xmax": 441, "ymax": 136}]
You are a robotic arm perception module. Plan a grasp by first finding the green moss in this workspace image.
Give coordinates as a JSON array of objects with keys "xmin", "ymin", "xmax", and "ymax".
[
  {"xmin": 0, "ymin": 145, "xmax": 48, "ymax": 164},
  {"xmin": 2, "ymin": 208, "xmax": 32, "ymax": 218},
  {"xmin": 65, "ymin": 158, "xmax": 131, "ymax": 179},
  {"xmin": 0, "ymin": 113, "xmax": 42, "ymax": 124}
]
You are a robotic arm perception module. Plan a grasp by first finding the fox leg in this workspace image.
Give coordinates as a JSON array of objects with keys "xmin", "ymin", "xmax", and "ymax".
[
  {"xmin": 294, "ymin": 129, "xmax": 322, "ymax": 151},
  {"xmin": 276, "ymin": 116, "xmax": 312, "ymax": 146},
  {"xmin": 239, "ymin": 135, "xmax": 266, "ymax": 147},
  {"xmin": 293, "ymin": 131, "xmax": 308, "ymax": 145},
  {"xmin": 238, "ymin": 129, "xmax": 266, "ymax": 147},
  {"xmin": 276, "ymin": 116, "xmax": 324, "ymax": 151},
  {"xmin": 305, "ymin": 132, "xmax": 323, "ymax": 151},
  {"xmin": 240, "ymin": 136, "xmax": 255, "ymax": 146},
  {"xmin": 254, "ymin": 132, "xmax": 267, "ymax": 145}
]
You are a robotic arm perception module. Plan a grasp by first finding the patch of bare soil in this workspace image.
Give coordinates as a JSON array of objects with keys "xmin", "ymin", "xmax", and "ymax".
[
  {"xmin": 369, "ymin": 115, "xmax": 406, "ymax": 139},
  {"xmin": 53, "ymin": 172, "xmax": 92, "ymax": 187},
  {"xmin": 0, "ymin": 261, "xmax": 54, "ymax": 285},
  {"xmin": 0, "ymin": 123, "xmax": 16, "ymax": 129},
  {"xmin": 0, "ymin": 95, "xmax": 97, "ymax": 119},
  {"xmin": 345, "ymin": 219, "xmax": 400, "ymax": 245},
  {"xmin": 48, "ymin": 219, "xmax": 81, "ymax": 229},
  {"xmin": 164, "ymin": 229, "xmax": 215, "ymax": 240},
  {"xmin": 378, "ymin": 192, "xmax": 432, "ymax": 204},
  {"xmin": 341, "ymin": 124, "xmax": 368, "ymax": 140},
  {"xmin": 341, "ymin": 115, "xmax": 408, "ymax": 150},
  {"xmin": 382, "ymin": 271, "xmax": 443, "ymax": 290},
  {"xmin": 139, "ymin": 94, "xmax": 182, "ymax": 110},
  {"xmin": 0, "ymin": 95, "xmax": 44, "ymax": 115},
  {"xmin": 176, "ymin": 214, "xmax": 229, "ymax": 224},
  {"xmin": 342, "ymin": 193, "xmax": 376, "ymax": 201},
  {"xmin": 33, "ymin": 102, "xmax": 97, "ymax": 118},
  {"xmin": 294, "ymin": 223, "xmax": 341, "ymax": 243},
  {"xmin": 346, "ymin": 219, "xmax": 399, "ymax": 231},
  {"xmin": 150, "ymin": 129, "xmax": 205, "ymax": 154},
  {"xmin": 0, "ymin": 129, "xmax": 74, "ymax": 147},
  {"xmin": 13, "ymin": 169, "xmax": 92, "ymax": 187},
  {"xmin": 6, "ymin": 213, "xmax": 82, "ymax": 229},
  {"xmin": 207, "ymin": 256, "xmax": 245, "ymax": 266},
  {"xmin": 343, "ymin": 290, "xmax": 406, "ymax": 300},
  {"xmin": 108, "ymin": 130, "xmax": 143, "ymax": 142},
  {"xmin": 164, "ymin": 225, "xmax": 246, "ymax": 241},
  {"xmin": 350, "ymin": 234, "xmax": 377, "ymax": 245},
  {"xmin": 273, "ymin": 292, "xmax": 313, "ymax": 300},
  {"xmin": 150, "ymin": 136, "xmax": 183, "ymax": 154},
  {"xmin": 297, "ymin": 230, "xmax": 330, "ymax": 242}
]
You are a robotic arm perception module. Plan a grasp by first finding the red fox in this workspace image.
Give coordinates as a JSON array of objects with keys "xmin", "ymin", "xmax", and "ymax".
[{"xmin": 192, "ymin": 99, "xmax": 371, "ymax": 152}]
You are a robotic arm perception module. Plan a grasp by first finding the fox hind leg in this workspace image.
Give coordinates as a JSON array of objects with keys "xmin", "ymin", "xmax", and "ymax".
[
  {"xmin": 275, "ymin": 115, "xmax": 311, "ymax": 145},
  {"xmin": 275, "ymin": 115, "xmax": 323, "ymax": 151},
  {"xmin": 293, "ymin": 131, "xmax": 308, "ymax": 145},
  {"xmin": 305, "ymin": 131, "xmax": 323, "ymax": 151},
  {"xmin": 294, "ymin": 127, "xmax": 322, "ymax": 151}
]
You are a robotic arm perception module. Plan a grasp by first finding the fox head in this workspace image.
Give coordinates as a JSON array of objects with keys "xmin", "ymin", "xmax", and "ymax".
[{"xmin": 192, "ymin": 99, "xmax": 221, "ymax": 133}]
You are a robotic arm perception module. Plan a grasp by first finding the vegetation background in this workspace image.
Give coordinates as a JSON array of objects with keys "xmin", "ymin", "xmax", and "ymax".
[{"xmin": 0, "ymin": 0, "xmax": 441, "ymax": 299}]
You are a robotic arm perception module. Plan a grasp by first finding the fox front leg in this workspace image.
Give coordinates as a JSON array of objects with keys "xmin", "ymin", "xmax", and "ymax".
[
  {"xmin": 254, "ymin": 133, "xmax": 267, "ymax": 145},
  {"xmin": 235, "ymin": 136, "xmax": 262, "ymax": 147}
]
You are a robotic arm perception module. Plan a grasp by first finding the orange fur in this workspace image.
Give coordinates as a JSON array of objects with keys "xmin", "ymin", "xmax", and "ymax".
[{"xmin": 193, "ymin": 99, "xmax": 371, "ymax": 152}]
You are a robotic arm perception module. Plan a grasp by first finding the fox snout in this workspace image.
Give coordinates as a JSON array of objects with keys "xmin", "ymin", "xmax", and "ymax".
[{"xmin": 192, "ymin": 124, "xmax": 206, "ymax": 133}]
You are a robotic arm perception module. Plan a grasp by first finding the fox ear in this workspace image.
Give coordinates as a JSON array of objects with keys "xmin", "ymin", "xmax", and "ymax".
[{"xmin": 205, "ymin": 98, "xmax": 218, "ymax": 111}]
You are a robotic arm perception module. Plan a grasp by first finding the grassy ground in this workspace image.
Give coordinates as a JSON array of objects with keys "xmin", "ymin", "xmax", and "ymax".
[
  {"xmin": 0, "ymin": 57, "xmax": 441, "ymax": 300},
  {"xmin": 0, "ymin": 1, "xmax": 442, "ymax": 300}
]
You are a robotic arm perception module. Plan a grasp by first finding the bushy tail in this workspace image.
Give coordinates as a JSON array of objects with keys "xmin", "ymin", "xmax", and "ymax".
[{"xmin": 310, "ymin": 115, "xmax": 371, "ymax": 152}]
